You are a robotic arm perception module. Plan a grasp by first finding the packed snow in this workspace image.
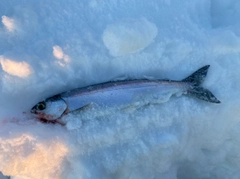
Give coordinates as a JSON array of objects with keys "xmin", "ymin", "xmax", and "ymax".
[
  {"xmin": 0, "ymin": 0, "xmax": 240, "ymax": 179},
  {"xmin": 102, "ymin": 18, "xmax": 158, "ymax": 56}
]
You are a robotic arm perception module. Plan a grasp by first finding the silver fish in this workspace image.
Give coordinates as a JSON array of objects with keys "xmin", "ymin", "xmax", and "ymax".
[{"xmin": 31, "ymin": 65, "xmax": 220, "ymax": 122}]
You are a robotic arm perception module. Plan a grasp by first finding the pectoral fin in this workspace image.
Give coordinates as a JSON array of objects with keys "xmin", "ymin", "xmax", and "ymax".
[
  {"xmin": 120, "ymin": 102, "xmax": 142, "ymax": 113},
  {"xmin": 68, "ymin": 103, "xmax": 93, "ymax": 115}
]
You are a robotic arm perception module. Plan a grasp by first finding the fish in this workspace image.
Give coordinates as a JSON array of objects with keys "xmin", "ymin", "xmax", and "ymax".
[{"xmin": 31, "ymin": 65, "xmax": 220, "ymax": 122}]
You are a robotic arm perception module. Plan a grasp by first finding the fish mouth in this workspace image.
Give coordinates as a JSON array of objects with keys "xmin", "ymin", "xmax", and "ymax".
[
  {"xmin": 30, "ymin": 106, "xmax": 42, "ymax": 117},
  {"xmin": 30, "ymin": 106, "xmax": 38, "ymax": 114},
  {"xmin": 30, "ymin": 109, "xmax": 36, "ymax": 114}
]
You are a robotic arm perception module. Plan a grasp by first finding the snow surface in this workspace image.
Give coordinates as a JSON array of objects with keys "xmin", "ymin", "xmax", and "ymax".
[{"xmin": 0, "ymin": 0, "xmax": 240, "ymax": 178}]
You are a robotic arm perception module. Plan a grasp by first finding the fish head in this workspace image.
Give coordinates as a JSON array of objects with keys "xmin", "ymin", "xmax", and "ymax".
[{"xmin": 31, "ymin": 95, "xmax": 67, "ymax": 121}]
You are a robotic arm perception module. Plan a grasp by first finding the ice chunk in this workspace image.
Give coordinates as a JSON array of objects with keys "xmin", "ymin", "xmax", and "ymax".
[
  {"xmin": 1, "ymin": 16, "xmax": 15, "ymax": 32},
  {"xmin": 102, "ymin": 18, "xmax": 158, "ymax": 57},
  {"xmin": 53, "ymin": 46, "xmax": 64, "ymax": 59},
  {"xmin": 0, "ymin": 57, "xmax": 33, "ymax": 78},
  {"xmin": 53, "ymin": 45, "xmax": 70, "ymax": 67}
]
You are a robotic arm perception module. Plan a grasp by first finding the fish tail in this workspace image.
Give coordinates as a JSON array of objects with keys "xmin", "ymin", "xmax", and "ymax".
[{"xmin": 182, "ymin": 65, "xmax": 221, "ymax": 103}]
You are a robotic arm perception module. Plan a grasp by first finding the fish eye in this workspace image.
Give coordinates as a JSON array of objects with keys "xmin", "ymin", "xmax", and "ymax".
[{"xmin": 37, "ymin": 102, "xmax": 46, "ymax": 110}]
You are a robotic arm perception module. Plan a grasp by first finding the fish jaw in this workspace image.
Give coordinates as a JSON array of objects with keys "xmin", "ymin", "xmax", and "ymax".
[{"xmin": 31, "ymin": 110, "xmax": 60, "ymax": 121}]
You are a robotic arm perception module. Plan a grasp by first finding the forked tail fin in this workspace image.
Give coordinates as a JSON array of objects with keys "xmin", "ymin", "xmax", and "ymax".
[{"xmin": 182, "ymin": 65, "xmax": 220, "ymax": 103}]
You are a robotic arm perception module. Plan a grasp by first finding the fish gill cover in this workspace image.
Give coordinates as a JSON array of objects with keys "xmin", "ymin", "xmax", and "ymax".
[{"xmin": 0, "ymin": 0, "xmax": 240, "ymax": 179}]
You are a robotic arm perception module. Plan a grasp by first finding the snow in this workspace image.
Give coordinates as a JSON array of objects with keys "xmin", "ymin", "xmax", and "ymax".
[{"xmin": 0, "ymin": 0, "xmax": 240, "ymax": 178}]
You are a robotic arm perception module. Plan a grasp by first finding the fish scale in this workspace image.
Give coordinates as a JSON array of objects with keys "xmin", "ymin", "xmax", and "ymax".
[{"xmin": 61, "ymin": 80, "xmax": 188, "ymax": 112}]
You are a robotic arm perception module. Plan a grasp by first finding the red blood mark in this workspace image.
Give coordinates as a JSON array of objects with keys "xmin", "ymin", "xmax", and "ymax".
[
  {"xmin": 39, "ymin": 118, "xmax": 65, "ymax": 126},
  {"xmin": 1, "ymin": 111, "xmax": 66, "ymax": 127},
  {"xmin": 35, "ymin": 112, "xmax": 66, "ymax": 126},
  {"xmin": 32, "ymin": 108, "xmax": 69, "ymax": 126}
]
